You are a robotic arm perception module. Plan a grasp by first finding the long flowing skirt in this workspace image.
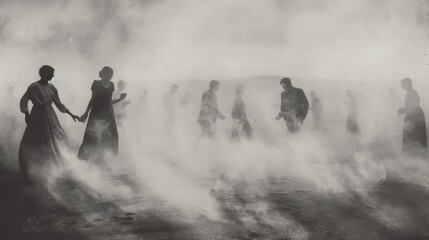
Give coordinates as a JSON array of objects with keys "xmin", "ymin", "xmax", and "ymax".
[
  {"xmin": 19, "ymin": 105, "xmax": 68, "ymax": 180},
  {"xmin": 78, "ymin": 106, "xmax": 118, "ymax": 161}
]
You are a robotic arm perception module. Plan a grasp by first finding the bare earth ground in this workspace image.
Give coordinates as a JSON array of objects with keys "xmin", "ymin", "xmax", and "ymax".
[{"xmin": 1, "ymin": 163, "xmax": 429, "ymax": 240}]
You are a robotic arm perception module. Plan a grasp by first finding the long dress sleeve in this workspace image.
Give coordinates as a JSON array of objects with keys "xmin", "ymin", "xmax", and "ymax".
[
  {"xmin": 52, "ymin": 85, "xmax": 69, "ymax": 113},
  {"xmin": 20, "ymin": 86, "xmax": 31, "ymax": 113}
]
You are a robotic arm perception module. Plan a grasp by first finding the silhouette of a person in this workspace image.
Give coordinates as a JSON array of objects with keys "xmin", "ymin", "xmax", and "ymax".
[
  {"xmin": 78, "ymin": 66, "xmax": 127, "ymax": 161},
  {"xmin": 164, "ymin": 84, "xmax": 179, "ymax": 113},
  {"xmin": 19, "ymin": 65, "xmax": 78, "ymax": 180},
  {"xmin": 398, "ymin": 78, "xmax": 428, "ymax": 156},
  {"xmin": 113, "ymin": 80, "xmax": 130, "ymax": 126},
  {"xmin": 139, "ymin": 89, "xmax": 148, "ymax": 103},
  {"xmin": 275, "ymin": 78, "xmax": 309, "ymax": 133},
  {"xmin": 231, "ymin": 85, "xmax": 252, "ymax": 140},
  {"xmin": 345, "ymin": 90, "xmax": 359, "ymax": 134},
  {"xmin": 310, "ymin": 91, "xmax": 324, "ymax": 130},
  {"xmin": 198, "ymin": 80, "xmax": 225, "ymax": 137}
]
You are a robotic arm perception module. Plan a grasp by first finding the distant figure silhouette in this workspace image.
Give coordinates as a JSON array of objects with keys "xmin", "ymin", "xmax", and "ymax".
[
  {"xmin": 180, "ymin": 91, "xmax": 191, "ymax": 107},
  {"xmin": 78, "ymin": 66, "xmax": 127, "ymax": 161},
  {"xmin": 345, "ymin": 90, "xmax": 359, "ymax": 134},
  {"xmin": 164, "ymin": 84, "xmax": 179, "ymax": 113},
  {"xmin": 231, "ymin": 85, "xmax": 252, "ymax": 140},
  {"xmin": 139, "ymin": 89, "xmax": 148, "ymax": 103},
  {"xmin": 275, "ymin": 78, "xmax": 309, "ymax": 133},
  {"xmin": 19, "ymin": 65, "xmax": 78, "ymax": 180},
  {"xmin": 198, "ymin": 80, "xmax": 225, "ymax": 137},
  {"xmin": 310, "ymin": 91, "xmax": 324, "ymax": 130},
  {"xmin": 113, "ymin": 80, "xmax": 130, "ymax": 126},
  {"xmin": 398, "ymin": 78, "xmax": 428, "ymax": 156}
]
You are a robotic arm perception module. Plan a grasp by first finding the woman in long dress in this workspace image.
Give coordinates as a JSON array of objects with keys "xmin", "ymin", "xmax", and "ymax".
[
  {"xmin": 19, "ymin": 65, "xmax": 78, "ymax": 180},
  {"xmin": 231, "ymin": 85, "xmax": 252, "ymax": 140},
  {"xmin": 398, "ymin": 78, "xmax": 428, "ymax": 156},
  {"xmin": 77, "ymin": 66, "xmax": 127, "ymax": 161}
]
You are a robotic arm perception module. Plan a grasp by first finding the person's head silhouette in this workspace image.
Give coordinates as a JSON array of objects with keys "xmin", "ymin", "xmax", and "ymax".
[
  {"xmin": 171, "ymin": 84, "xmax": 179, "ymax": 93},
  {"xmin": 118, "ymin": 80, "xmax": 126, "ymax": 91},
  {"xmin": 39, "ymin": 65, "xmax": 55, "ymax": 81},
  {"xmin": 209, "ymin": 80, "xmax": 220, "ymax": 92},
  {"xmin": 401, "ymin": 78, "xmax": 412, "ymax": 91},
  {"xmin": 99, "ymin": 66, "xmax": 114, "ymax": 81},
  {"xmin": 280, "ymin": 78, "xmax": 292, "ymax": 90},
  {"xmin": 236, "ymin": 85, "xmax": 244, "ymax": 95}
]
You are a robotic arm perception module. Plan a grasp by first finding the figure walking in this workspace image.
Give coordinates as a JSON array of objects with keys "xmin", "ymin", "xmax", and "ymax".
[
  {"xmin": 19, "ymin": 65, "xmax": 78, "ymax": 180},
  {"xmin": 164, "ymin": 84, "xmax": 179, "ymax": 120},
  {"xmin": 345, "ymin": 90, "xmax": 359, "ymax": 134},
  {"xmin": 78, "ymin": 66, "xmax": 127, "ymax": 161},
  {"xmin": 231, "ymin": 85, "xmax": 252, "ymax": 140},
  {"xmin": 275, "ymin": 78, "xmax": 309, "ymax": 133},
  {"xmin": 398, "ymin": 78, "xmax": 428, "ymax": 157},
  {"xmin": 310, "ymin": 91, "xmax": 324, "ymax": 130},
  {"xmin": 198, "ymin": 80, "xmax": 225, "ymax": 137}
]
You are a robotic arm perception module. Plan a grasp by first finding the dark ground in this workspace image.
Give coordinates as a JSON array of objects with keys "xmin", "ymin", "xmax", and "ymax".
[{"xmin": 1, "ymin": 164, "xmax": 429, "ymax": 240}]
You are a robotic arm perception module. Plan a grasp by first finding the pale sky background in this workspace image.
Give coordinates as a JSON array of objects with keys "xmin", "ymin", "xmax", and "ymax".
[{"xmin": 0, "ymin": 0, "xmax": 428, "ymax": 82}]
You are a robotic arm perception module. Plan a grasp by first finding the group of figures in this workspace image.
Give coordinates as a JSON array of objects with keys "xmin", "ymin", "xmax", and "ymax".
[
  {"xmin": 19, "ymin": 66, "xmax": 127, "ymax": 180},
  {"xmin": 194, "ymin": 77, "xmax": 350, "ymax": 138},
  {"xmin": 18, "ymin": 65, "xmax": 428, "ymax": 181}
]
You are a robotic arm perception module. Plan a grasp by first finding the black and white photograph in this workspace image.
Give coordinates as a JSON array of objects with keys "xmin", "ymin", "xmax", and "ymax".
[{"xmin": 1, "ymin": 0, "xmax": 429, "ymax": 239}]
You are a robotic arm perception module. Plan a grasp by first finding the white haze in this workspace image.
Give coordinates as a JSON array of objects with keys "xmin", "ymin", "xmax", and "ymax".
[{"xmin": 1, "ymin": 0, "xmax": 429, "ymax": 238}]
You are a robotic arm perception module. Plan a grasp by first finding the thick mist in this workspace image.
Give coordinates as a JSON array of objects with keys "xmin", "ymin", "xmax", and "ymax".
[{"xmin": 1, "ymin": 0, "xmax": 429, "ymax": 238}]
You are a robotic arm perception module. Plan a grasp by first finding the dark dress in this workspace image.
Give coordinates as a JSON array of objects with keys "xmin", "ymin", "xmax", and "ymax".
[
  {"xmin": 279, "ymin": 87, "xmax": 309, "ymax": 133},
  {"xmin": 78, "ymin": 80, "xmax": 118, "ymax": 161},
  {"xmin": 402, "ymin": 89, "xmax": 427, "ymax": 156},
  {"xmin": 19, "ymin": 82, "xmax": 69, "ymax": 179},
  {"xmin": 231, "ymin": 95, "xmax": 252, "ymax": 140},
  {"xmin": 198, "ymin": 90, "xmax": 221, "ymax": 137}
]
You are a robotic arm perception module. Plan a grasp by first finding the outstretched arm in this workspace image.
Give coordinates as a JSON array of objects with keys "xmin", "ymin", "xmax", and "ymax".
[
  {"xmin": 79, "ymin": 92, "xmax": 94, "ymax": 122},
  {"xmin": 112, "ymin": 93, "xmax": 127, "ymax": 104},
  {"xmin": 52, "ymin": 86, "xmax": 78, "ymax": 121}
]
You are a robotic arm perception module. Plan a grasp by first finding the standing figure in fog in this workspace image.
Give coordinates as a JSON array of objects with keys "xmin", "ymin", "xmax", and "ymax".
[
  {"xmin": 113, "ymin": 80, "xmax": 130, "ymax": 126},
  {"xmin": 139, "ymin": 89, "xmax": 148, "ymax": 103},
  {"xmin": 78, "ymin": 67, "xmax": 127, "ymax": 161},
  {"xmin": 345, "ymin": 90, "xmax": 359, "ymax": 134},
  {"xmin": 310, "ymin": 91, "xmax": 324, "ymax": 130},
  {"xmin": 164, "ymin": 84, "xmax": 179, "ymax": 116},
  {"xmin": 19, "ymin": 65, "xmax": 78, "ymax": 180},
  {"xmin": 398, "ymin": 78, "xmax": 428, "ymax": 156},
  {"xmin": 231, "ymin": 85, "xmax": 252, "ymax": 140},
  {"xmin": 275, "ymin": 78, "xmax": 309, "ymax": 133},
  {"xmin": 198, "ymin": 80, "xmax": 225, "ymax": 137}
]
